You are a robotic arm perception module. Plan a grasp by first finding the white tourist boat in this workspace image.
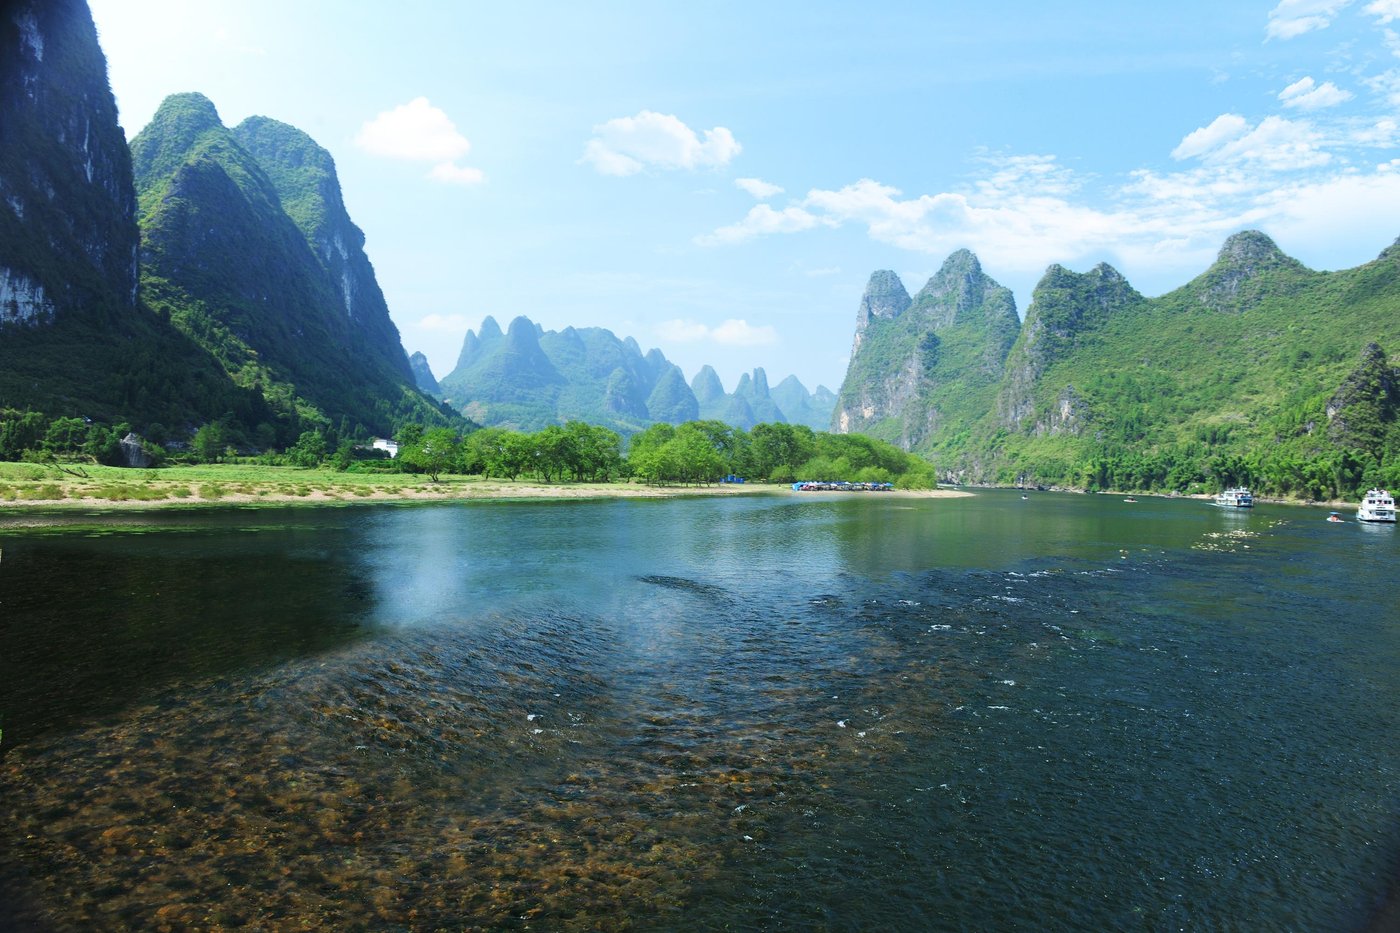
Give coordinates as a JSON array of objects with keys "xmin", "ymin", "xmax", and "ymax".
[
  {"xmin": 1356, "ymin": 488, "xmax": 1396, "ymax": 523},
  {"xmin": 1214, "ymin": 487, "xmax": 1254, "ymax": 508}
]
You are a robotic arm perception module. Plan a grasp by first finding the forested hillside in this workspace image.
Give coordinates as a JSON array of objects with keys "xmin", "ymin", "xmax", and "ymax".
[{"xmin": 835, "ymin": 232, "xmax": 1400, "ymax": 498}]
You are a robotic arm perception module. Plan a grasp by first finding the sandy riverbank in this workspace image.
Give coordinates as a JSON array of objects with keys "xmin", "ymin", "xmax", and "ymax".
[{"xmin": 0, "ymin": 470, "xmax": 973, "ymax": 511}]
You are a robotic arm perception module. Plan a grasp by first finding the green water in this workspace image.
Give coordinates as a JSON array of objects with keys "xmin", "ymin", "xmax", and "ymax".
[{"xmin": 0, "ymin": 490, "xmax": 1397, "ymax": 930}]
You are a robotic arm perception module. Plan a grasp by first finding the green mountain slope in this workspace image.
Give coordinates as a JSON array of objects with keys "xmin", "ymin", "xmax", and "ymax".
[{"xmin": 131, "ymin": 93, "xmax": 451, "ymax": 442}]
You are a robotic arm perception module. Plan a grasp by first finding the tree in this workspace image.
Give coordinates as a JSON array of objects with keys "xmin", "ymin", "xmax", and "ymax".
[
  {"xmin": 496, "ymin": 432, "xmax": 536, "ymax": 480},
  {"xmin": 43, "ymin": 417, "xmax": 89, "ymax": 456},
  {"xmin": 400, "ymin": 427, "xmax": 460, "ymax": 482},
  {"xmin": 193, "ymin": 422, "xmax": 227, "ymax": 463},
  {"xmin": 287, "ymin": 429, "xmax": 328, "ymax": 467}
]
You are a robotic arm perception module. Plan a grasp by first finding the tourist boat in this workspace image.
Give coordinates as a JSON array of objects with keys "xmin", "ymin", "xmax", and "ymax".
[
  {"xmin": 1356, "ymin": 488, "xmax": 1396, "ymax": 523},
  {"xmin": 1214, "ymin": 487, "xmax": 1253, "ymax": 508}
]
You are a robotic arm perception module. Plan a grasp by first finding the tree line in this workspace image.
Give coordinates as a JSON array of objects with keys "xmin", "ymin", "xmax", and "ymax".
[
  {"xmin": 10, "ymin": 403, "xmax": 1395, "ymax": 499},
  {"xmin": 0, "ymin": 408, "xmax": 939, "ymax": 488}
]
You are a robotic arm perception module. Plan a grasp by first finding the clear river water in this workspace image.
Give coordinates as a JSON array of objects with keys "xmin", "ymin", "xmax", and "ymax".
[{"xmin": 0, "ymin": 489, "xmax": 1397, "ymax": 931}]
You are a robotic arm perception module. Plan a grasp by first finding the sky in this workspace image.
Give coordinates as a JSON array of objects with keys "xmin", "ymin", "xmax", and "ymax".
[{"xmin": 88, "ymin": 0, "xmax": 1400, "ymax": 394}]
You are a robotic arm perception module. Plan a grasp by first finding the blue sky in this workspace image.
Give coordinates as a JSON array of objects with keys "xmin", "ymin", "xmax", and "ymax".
[{"xmin": 89, "ymin": 0, "xmax": 1400, "ymax": 394}]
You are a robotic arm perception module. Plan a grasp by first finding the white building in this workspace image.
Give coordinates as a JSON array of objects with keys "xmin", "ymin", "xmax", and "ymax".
[{"xmin": 371, "ymin": 438, "xmax": 399, "ymax": 458}]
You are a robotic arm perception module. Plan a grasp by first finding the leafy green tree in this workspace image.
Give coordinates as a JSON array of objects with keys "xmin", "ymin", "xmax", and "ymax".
[
  {"xmin": 287, "ymin": 429, "xmax": 328, "ymax": 467},
  {"xmin": 83, "ymin": 425, "xmax": 125, "ymax": 465},
  {"xmin": 496, "ymin": 431, "xmax": 536, "ymax": 480},
  {"xmin": 43, "ymin": 417, "xmax": 90, "ymax": 456},
  {"xmin": 193, "ymin": 422, "xmax": 227, "ymax": 463},
  {"xmin": 533, "ymin": 425, "xmax": 574, "ymax": 483},
  {"xmin": 400, "ymin": 427, "xmax": 460, "ymax": 482},
  {"xmin": 0, "ymin": 410, "xmax": 48, "ymax": 461},
  {"xmin": 330, "ymin": 439, "xmax": 355, "ymax": 472}
]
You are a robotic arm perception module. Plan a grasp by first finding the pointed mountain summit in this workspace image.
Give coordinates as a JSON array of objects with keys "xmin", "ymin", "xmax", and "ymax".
[
  {"xmin": 834, "ymin": 250, "xmax": 1018, "ymax": 450},
  {"xmin": 852, "ymin": 270, "xmax": 912, "ymax": 354},
  {"xmin": 1188, "ymin": 230, "xmax": 1313, "ymax": 314},
  {"xmin": 409, "ymin": 352, "xmax": 441, "ymax": 396},
  {"xmin": 646, "ymin": 365, "xmax": 700, "ymax": 423},
  {"xmin": 691, "ymin": 365, "xmax": 729, "ymax": 421},
  {"xmin": 733, "ymin": 367, "xmax": 785, "ymax": 426},
  {"xmin": 997, "ymin": 261, "xmax": 1142, "ymax": 429},
  {"xmin": 771, "ymin": 375, "xmax": 837, "ymax": 431}
]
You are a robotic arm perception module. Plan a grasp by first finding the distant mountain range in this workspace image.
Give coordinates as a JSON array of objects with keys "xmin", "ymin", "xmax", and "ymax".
[
  {"xmin": 417, "ymin": 315, "xmax": 835, "ymax": 434},
  {"xmin": 834, "ymin": 231, "xmax": 1400, "ymax": 492}
]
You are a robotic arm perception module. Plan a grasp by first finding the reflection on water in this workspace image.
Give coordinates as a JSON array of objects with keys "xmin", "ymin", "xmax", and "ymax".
[{"xmin": 0, "ymin": 492, "xmax": 1397, "ymax": 930}]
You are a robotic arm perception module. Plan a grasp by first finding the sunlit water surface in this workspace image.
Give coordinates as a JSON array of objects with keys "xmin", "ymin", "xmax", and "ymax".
[{"xmin": 1, "ymin": 491, "xmax": 1397, "ymax": 930}]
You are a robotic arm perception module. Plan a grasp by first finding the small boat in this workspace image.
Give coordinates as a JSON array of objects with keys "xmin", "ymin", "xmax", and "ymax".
[
  {"xmin": 1124, "ymin": 496, "xmax": 1137, "ymax": 503},
  {"xmin": 1327, "ymin": 512, "xmax": 1344, "ymax": 523},
  {"xmin": 1357, "ymin": 488, "xmax": 1396, "ymax": 523},
  {"xmin": 1214, "ymin": 487, "xmax": 1253, "ymax": 508}
]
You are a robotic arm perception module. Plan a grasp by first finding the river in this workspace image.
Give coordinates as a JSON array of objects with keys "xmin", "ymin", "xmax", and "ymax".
[{"xmin": 1, "ymin": 490, "xmax": 1397, "ymax": 930}]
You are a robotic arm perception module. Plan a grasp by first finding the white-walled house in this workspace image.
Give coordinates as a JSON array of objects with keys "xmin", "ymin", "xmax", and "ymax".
[{"xmin": 372, "ymin": 438, "xmax": 399, "ymax": 458}]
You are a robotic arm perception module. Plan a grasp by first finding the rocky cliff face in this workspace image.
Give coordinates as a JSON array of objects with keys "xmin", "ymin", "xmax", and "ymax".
[
  {"xmin": 0, "ymin": 0, "xmax": 136, "ymax": 325},
  {"xmin": 834, "ymin": 251, "xmax": 1019, "ymax": 450},
  {"xmin": 232, "ymin": 116, "xmax": 412, "ymax": 381}
]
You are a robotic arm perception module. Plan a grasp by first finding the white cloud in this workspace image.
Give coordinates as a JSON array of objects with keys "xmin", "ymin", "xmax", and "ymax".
[
  {"xmin": 656, "ymin": 319, "xmax": 713, "ymax": 342},
  {"xmin": 1352, "ymin": 118, "xmax": 1400, "ymax": 144},
  {"xmin": 1172, "ymin": 114, "xmax": 1250, "ymax": 160},
  {"xmin": 1266, "ymin": 0, "xmax": 1354, "ymax": 39},
  {"xmin": 1171, "ymin": 115, "xmax": 1328, "ymax": 169},
  {"xmin": 696, "ymin": 204, "xmax": 834, "ymax": 245},
  {"xmin": 356, "ymin": 97, "xmax": 483, "ymax": 184},
  {"xmin": 416, "ymin": 313, "xmax": 472, "ymax": 331},
  {"xmin": 1366, "ymin": 0, "xmax": 1400, "ymax": 22},
  {"xmin": 1366, "ymin": 68, "xmax": 1400, "ymax": 103},
  {"xmin": 1279, "ymin": 76, "xmax": 1355, "ymax": 108},
  {"xmin": 1212, "ymin": 116, "xmax": 1330, "ymax": 169},
  {"xmin": 712, "ymin": 319, "xmax": 779, "ymax": 346},
  {"xmin": 428, "ymin": 162, "xmax": 486, "ymax": 185},
  {"xmin": 693, "ymin": 120, "xmax": 1400, "ymax": 302},
  {"xmin": 357, "ymin": 97, "xmax": 472, "ymax": 161},
  {"xmin": 655, "ymin": 318, "xmax": 778, "ymax": 346},
  {"xmin": 735, "ymin": 177, "xmax": 784, "ymax": 199},
  {"xmin": 582, "ymin": 111, "xmax": 740, "ymax": 176}
]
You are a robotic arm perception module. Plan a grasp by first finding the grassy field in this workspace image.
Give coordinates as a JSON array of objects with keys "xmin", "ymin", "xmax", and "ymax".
[{"xmin": 0, "ymin": 461, "xmax": 770, "ymax": 508}]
